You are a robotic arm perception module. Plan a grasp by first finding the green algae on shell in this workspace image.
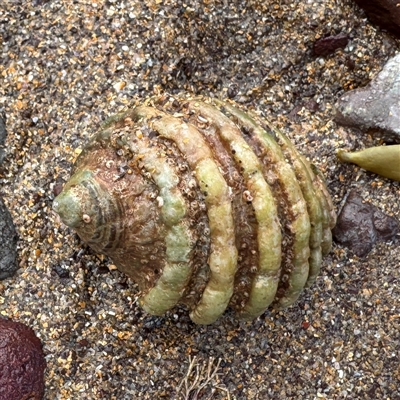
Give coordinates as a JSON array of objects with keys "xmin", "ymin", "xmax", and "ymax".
[
  {"xmin": 337, "ymin": 145, "xmax": 400, "ymax": 181},
  {"xmin": 53, "ymin": 94, "xmax": 336, "ymax": 324}
]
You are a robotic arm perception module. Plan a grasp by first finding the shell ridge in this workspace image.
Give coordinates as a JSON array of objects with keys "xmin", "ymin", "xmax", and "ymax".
[
  {"xmin": 185, "ymin": 105, "xmax": 260, "ymax": 315},
  {"xmin": 124, "ymin": 130, "xmax": 195, "ymax": 315},
  {"xmin": 214, "ymin": 101, "xmax": 312, "ymax": 315},
  {"xmin": 188, "ymin": 100, "xmax": 282, "ymax": 319},
  {"xmin": 145, "ymin": 109, "xmax": 238, "ymax": 325},
  {"xmin": 234, "ymin": 108, "xmax": 326, "ymax": 300}
]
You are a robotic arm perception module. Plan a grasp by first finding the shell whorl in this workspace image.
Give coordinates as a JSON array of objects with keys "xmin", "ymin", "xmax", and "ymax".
[
  {"xmin": 53, "ymin": 170, "xmax": 121, "ymax": 246},
  {"xmin": 54, "ymin": 95, "xmax": 336, "ymax": 324}
]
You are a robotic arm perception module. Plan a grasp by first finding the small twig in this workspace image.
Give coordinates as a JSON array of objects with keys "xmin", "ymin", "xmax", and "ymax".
[
  {"xmin": 216, "ymin": 386, "xmax": 231, "ymax": 400},
  {"xmin": 194, "ymin": 357, "xmax": 221, "ymax": 397},
  {"xmin": 176, "ymin": 355, "xmax": 231, "ymax": 400}
]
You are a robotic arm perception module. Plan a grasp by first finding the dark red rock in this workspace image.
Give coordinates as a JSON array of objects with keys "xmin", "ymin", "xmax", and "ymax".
[
  {"xmin": 313, "ymin": 33, "xmax": 349, "ymax": 56},
  {"xmin": 288, "ymin": 104, "xmax": 303, "ymax": 121},
  {"xmin": 52, "ymin": 182, "xmax": 64, "ymax": 197},
  {"xmin": 352, "ymin": 0, "xmax": 400, "ymax": 38},
  {"xmin": 288, "ymin": 100, "xmax": 320, "ymax": 121},
  {"xmin": 373, "ymin": 209, "xmax": 400, "ymax": 240},
  {"xmin": 0, "ymin": 319, "xmax": 46, "ymax": 400},
  {"xmin": 304, "ymin": 99, "xmax": 320, "ymax": 113},
  {"xmin": 333, "ymin": 190, "xmax": 399, "ymax": 257}
]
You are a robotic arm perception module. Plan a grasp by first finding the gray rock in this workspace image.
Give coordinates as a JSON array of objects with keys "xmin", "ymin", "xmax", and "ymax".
[
  {"xmin": 0, "ymin": 150, "xmax": 5, "ymax": 165},
  {"xmin": 0, "ymin": 113, "xmax": 6, "ymax": 146},
  {"xmin": 335, "ymin": 53, "xmax": 400, "ymax": 143},
  {"xmin": 0, "ymin": 197, "xmax": 18, "ymax": 280},
  {"xmin": 352, "ymin": 0, "xmax": 400, "ymax": 38},
  {"xmin": 0, "ymin": 113, "xmax": 6, "ymax": 165}
]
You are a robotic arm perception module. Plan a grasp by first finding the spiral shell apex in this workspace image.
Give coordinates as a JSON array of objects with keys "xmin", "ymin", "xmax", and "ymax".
[{"xmin": 53, "ymin": 95, "xmax": 336, "ymax": 325}]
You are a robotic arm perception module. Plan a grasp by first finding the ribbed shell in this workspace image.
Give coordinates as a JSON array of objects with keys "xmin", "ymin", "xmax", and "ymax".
[{"xmin": 53, "ymin": 95, "xmax": 336, "ymax": 324}]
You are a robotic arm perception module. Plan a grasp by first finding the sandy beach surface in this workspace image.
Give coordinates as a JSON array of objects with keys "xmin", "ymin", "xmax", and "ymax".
[{"xmin": 0, "ymin": 1, "xmax": 399, "ymax": 399}]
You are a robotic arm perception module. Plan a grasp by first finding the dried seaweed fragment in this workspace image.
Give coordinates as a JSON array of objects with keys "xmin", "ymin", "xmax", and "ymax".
[{"xmin": 337, "ymin": 145, "xmax": 400, "ymax": 181}]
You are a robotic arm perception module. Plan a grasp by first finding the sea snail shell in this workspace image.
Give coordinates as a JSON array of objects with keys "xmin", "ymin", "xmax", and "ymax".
[{"xmin": 53, "ymin": 95, "xmax": 336, "ymax": 325}]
